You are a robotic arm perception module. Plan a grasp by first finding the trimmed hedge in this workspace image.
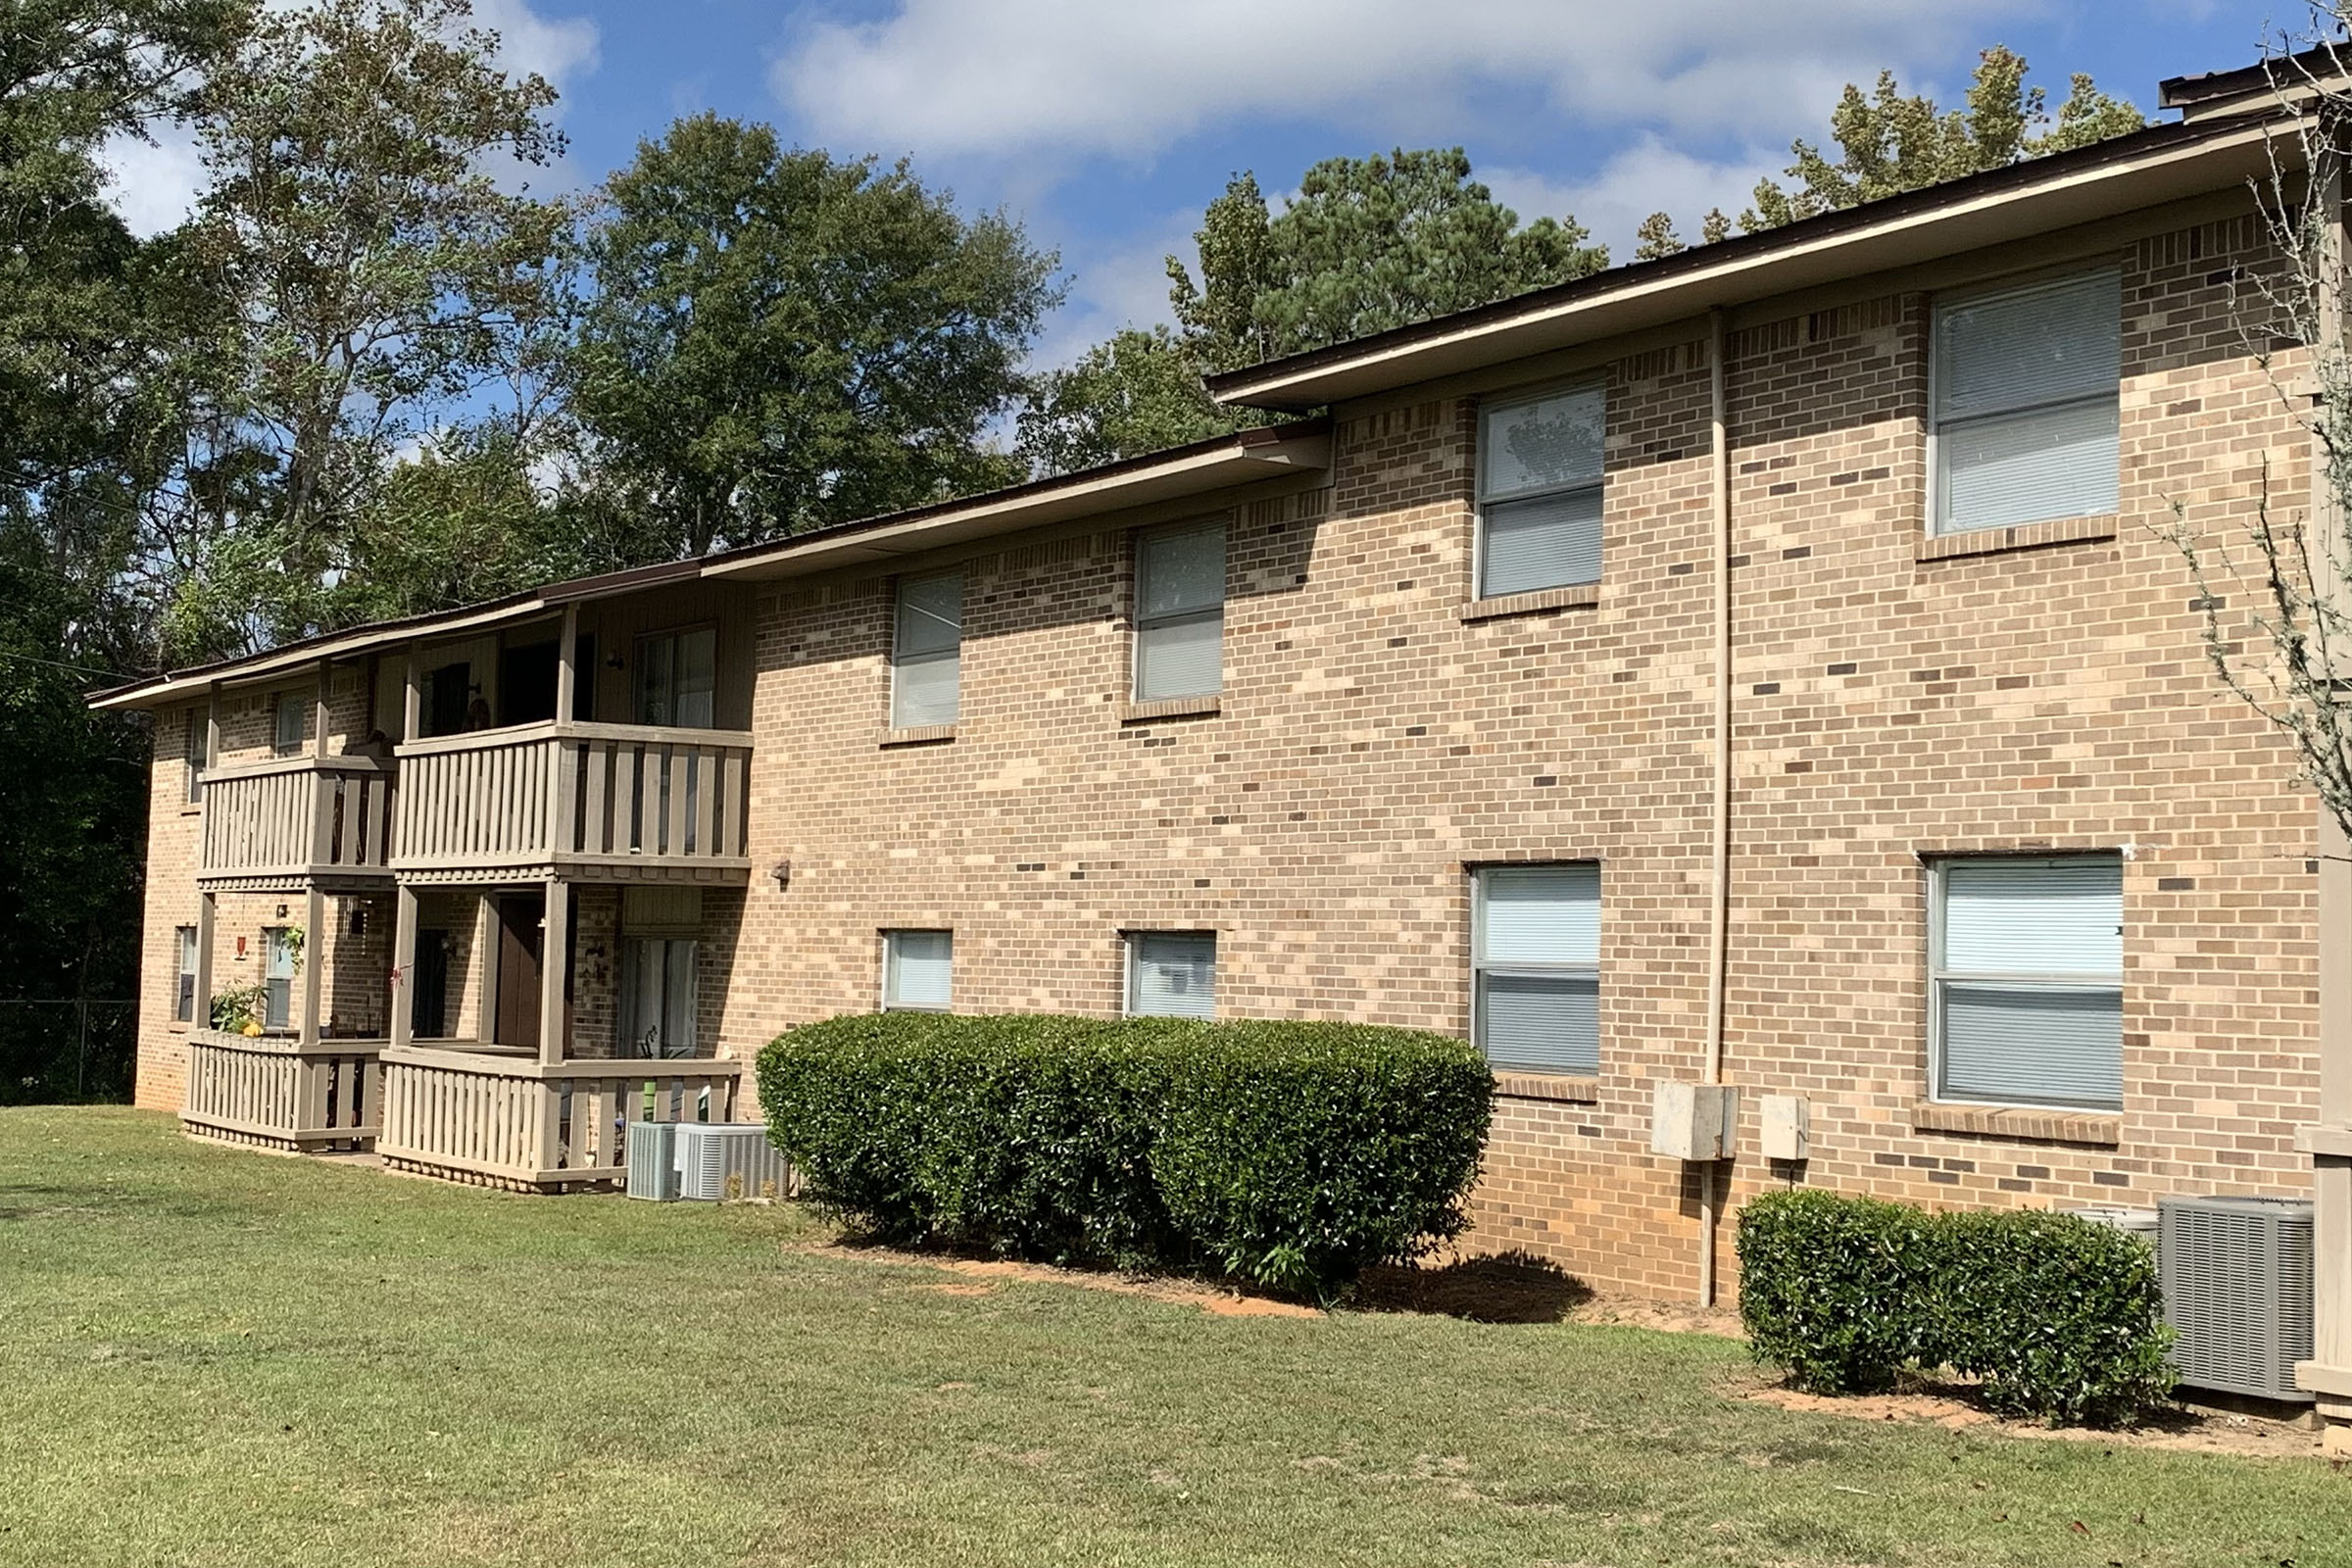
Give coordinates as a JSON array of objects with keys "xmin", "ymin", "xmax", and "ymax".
[
  {"xmin": 757, "ymin": 1011, "xmax": 1494, "ymax": 1299},
  {"xmin": 1737, "ymin": 1189, "xmax": 2176, "ymax": 1426}
]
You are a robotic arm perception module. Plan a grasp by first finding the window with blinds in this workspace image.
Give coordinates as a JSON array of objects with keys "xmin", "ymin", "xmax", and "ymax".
[
  {"xmin": 883, "ymin": 929, "xmax": 954, "ymax": 1012},
  {"xmin": 1932, "ymin": 269, "xmax": 2122, "ymax": 535},
  {"xmin": 272, "ymin": 691, "xmax": 305, "ymax": 757},
  {"xmin": 1473, "ymin": 863, "xmax": 1600, "ymax": 1075},
  {"xmin": 1134, "ymin": 523, "xmax": 1224, "ymax": 701},
  {"xmin": 1127, "ymin": 932, "xmax": 1215, "ymax": 1019},
  {"xmin": 1477, "ymin": 384, "xmax": 1604, "ymax": 598},
  {"xmin": 1932, "ymin": 855, "xmax": 2124, "ymax": 1110},
  {"xmin": 174, "ymin": 927, "xmax": 198, "ymax": 1023},
  {"xmin": 263, "ymin": 927, "xmax": 296, "ymax": 1031},
  {"xmin": 892, "ymin": 573, "xmax": 963, "ymax": 729}
]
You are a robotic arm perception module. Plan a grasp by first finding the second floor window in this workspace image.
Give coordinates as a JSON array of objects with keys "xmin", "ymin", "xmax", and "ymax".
[
  {"xmin": 1472, "ymin": 863, "xmax": 1601, "ymax": 1076},
  {"xmin": 1932, "ymin": 267, "xmax": 2122, "ymax": 534},
  {"xmin": 1931, "ymin": 854, "xmax": 2124, "ymax": 1111},
  {"xmin": 636, "ymin": 626, "xmax": 716, "ymax": 728},
  {"xmin": 183, "ymin": 710, "xmax": 206, "ymax": 805},
  {"xmin": 882, "ymin": 929, "xmax": 954, "ymax": 1011},
  {"xmin": 892, "ymin": 573, "xmax": 963, "ymax": 728},
  {"xmin": 1134, "ymin": 522, "xmax": 1224, "ymax": 702},
  {"xmin": 272, "ymin": 691, "xmax": 305, "ymax": 757},
  {"xmin": 1477, "ymin": 383, "xmax": 1603, "ymax": 599},
  {"xmin": 1128, "ymin": 931, "xmax": 1215, "ymax": 1019}
]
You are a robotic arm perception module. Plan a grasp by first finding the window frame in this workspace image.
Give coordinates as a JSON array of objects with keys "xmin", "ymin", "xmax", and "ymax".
[
  {"xmin": 1124, "ymin": 930, "xmax": 1217, "ymax": 1020},
  {"xmin": 1473, "ymin": 378, "xmax": 1606, "ymax": 600},
  {"xmin": 1131, "ymin": 519, "xmax": 1226, "ymax": 703},
  {"xmin": 271, "ymin": 689, "xmax": 307, "ymax": 758},
  {"xmin": 1926, "ymin": 853, "xmax": 2125, "ymax": 1112},
  {"xmin": 633, "ymin": 622, "xmax": 720, "ymax": 730},
  {"xmin": 262, "ymin": 926, "xmax": 295, "ymax": 1031},
  {"xmin": 173, "ymin": 925, "xmax": 198, "ymax": 1024},
  {"xmin": 1469, "ymin": 861, "xmax": 1602, "ymax": 1077},
  {"xmin": 890, "ymin": 571, "xmax": 964, "ymax": 730},
  {"xmin": 182, "ymin": 710, "xmax": 207, "ymax": 807},
  {"xmin": 618, "ymin": 933, "xmax": 699, "ymax": 1058},
  {"xmin": 1926, "ymin": 263, "xmax": 2124, "ymax": 538},
  {"xmin": 880, "ymin": 928, "xmax": 955, "ymax": 1013}
]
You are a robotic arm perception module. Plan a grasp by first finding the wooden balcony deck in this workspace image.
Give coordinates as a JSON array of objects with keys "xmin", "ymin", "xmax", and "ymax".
[
  {"xmin": 197, "ymin": 755, "xmax": 396, "ymax": 890},
  {"xmin": 375, "ymin": 1047, "xmax": 745, "ymax": 1191},
  {"xmin": 180, "ymin": 1029, "xmax": 387, "ymax": 1151},
  {"xmin": 390, "ymin": 721, "xmax": 754, "ymax": 884}
]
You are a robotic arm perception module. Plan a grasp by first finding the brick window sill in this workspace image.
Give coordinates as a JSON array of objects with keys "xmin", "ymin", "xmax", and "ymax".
[
  {"xmin": 879, "ymin": 724, "xmax": 956, "ymax": 748},
  {"xmin": 1494, "ymin": 1071, "xmax": 1600, "ymax": 1104},
  {"xmin": 1459, "ymin": 583, "xmax": 1600, "ymax": 622},
  {"xmin": 1917, "ymin": 514, "xmax": 2117, "ymax": 563},
  {"xmin": 1120, "ymin": 695, "xmax": 1221, "ymax": 723},
  {"xmin": 1911, "ymin": 1100, "xmax": 2121, "ymax": 1147}
]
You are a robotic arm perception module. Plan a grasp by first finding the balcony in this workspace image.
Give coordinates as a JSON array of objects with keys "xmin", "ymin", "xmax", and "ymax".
[
  {"xmin": 197, "ymin": 755, "xmax": 397, "ymax": 890},
  {"xmin": 180, "ymin": 1029, "xmax": 386, "ymax": 1152},
  {"xmin": 390, "ymin": 720, "xmax": 755, "ymax": 885}
]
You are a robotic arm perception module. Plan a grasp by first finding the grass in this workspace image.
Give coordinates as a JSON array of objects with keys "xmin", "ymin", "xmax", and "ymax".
[{"xmin": 3, "ymin": 1108, "xmax": 2347, "ymax": 1568}]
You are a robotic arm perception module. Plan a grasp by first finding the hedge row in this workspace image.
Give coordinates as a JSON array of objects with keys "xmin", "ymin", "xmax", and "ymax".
[
  {"xmin": 755, "ymin": 1011, "xmax": 1494, "ymax": 1300},
  {"xmin": 1738, "ymin": 1189, "xmax": 2175, "ymax": 1427}
]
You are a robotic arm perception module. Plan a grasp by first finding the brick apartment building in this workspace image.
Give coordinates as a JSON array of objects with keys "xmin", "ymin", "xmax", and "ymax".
[{"xmin": 94, "ymin": 51, "xmax": 2352, "ymax": 1435}]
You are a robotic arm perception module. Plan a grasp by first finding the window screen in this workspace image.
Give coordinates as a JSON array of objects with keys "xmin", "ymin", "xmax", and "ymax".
[
  {"xmin": 892, "ymin": 573, "xmax": 963, "ymax": 728},
  {"xmin": 1933, "ymin": 855, "xmax": 2123, "ymax": 1110},
  {"xmin": 882, "ymin": 929, "xmax": 954, "ymax": 1011},
  {"xmin": 1478, "ymin": 385, "xmax": 1604, "ymax": 598},
  {"xmin": 175, "ymin": 927, "xmax": 198, "ymax": 1023},
  {"xmin": 1474, "ymin": 863, "xmax": 1601, "ymax": 1075},
  {"xmin": 1933, "ymin": 269, "xmax": 2121, "ymax": 534},
  {"xmin": 1128, "ymin": 932, "xmax": 1216, "ymax": 1019},
  {"xmin": 1135, "ymin": 524, "xmax": 1224, "ymax": 701}
]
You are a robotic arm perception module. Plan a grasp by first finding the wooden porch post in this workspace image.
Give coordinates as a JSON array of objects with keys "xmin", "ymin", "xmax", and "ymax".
[
  {"xmin": 402, "ymin": 651, "xmax": 420, "ymax": 744},
  {"xmin": 389, "ymin": 883, "xmax": 417, "ymax": 1052},
  {"xmin": 313, "ymin": 658, "xmax": 331, "ymax": 759},
  {"xmin": 473, "ymin": 892, "xmax": 500, "ymax": 1047},
  {"xmin": 204, "ymin": 682, "xmax": 220, "ymax": 772},
  {"xmin": 299, "ymin": 884, "xmax": 325, "ymax": 1048},
  {"xmin": 193, "ymin": 891, "xmax": 217, "ymax": 1036},
  {"xmin": 538, "ymin": 877, "xmax": 568, "ymax": 1067}
]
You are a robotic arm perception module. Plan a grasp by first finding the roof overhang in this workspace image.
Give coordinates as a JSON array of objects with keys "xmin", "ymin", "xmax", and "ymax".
[
  {"xmin": 701, "ymin": 419, "xmax": 1330, "ymax": 583},
  {"xmin": 1204, "ymin": 114, "xmax": 2302, "ymax": 413}
]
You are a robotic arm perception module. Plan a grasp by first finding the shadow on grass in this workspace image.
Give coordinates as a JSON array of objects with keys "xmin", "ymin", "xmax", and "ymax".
[{"xmin": 1352, "ymin": 1251, "xmax": 1595, "ymax": 1324}]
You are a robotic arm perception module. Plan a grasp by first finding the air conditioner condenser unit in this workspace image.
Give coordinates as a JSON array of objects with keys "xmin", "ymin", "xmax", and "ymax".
[
  {"xmin": 674, "ymin": 1122, "xmax": 795, "ymax": 1202},
  {"xmin": 2157, "ymin": 1194, "xmax": 2316, "ymax": 1403}
]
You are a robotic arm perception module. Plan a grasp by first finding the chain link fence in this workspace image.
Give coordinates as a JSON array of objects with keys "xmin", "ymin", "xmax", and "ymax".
[{"xmin": 0, "ymin": 1001, "xmax": 137, "ymax": 1104}]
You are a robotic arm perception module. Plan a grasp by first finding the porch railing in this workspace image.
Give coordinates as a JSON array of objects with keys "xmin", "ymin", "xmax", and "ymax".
[
  {"xmin": 180, "ymin": 1029, "xmax": 386, "ymax": 1150},
  {"xmin": 375, "ymin": 1047, "xmax": 744, "ymax": 1190},
  {"xmin": 391, "ymin": 721, "xmax": 753, "ymax": 878},
  {"xmin": 198, "ymin": 755, "xmax": 397, "ymax": 885}
]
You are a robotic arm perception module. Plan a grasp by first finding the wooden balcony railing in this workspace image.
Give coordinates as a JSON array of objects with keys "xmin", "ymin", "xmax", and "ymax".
[
  {"xmin": 375, "ymin": 1047, "xmax": 743, "ymax": 1190},
  {"xmin": 180, "ymin": 1029, "xmax": 386, "ymax": 1151},
  {"xmin": 391, "ymin": 721, "xmax": 753, "ymax": 880},
  {"xmin": 198, "ymin": 755, "xmax": 396, "ymax": 887}
]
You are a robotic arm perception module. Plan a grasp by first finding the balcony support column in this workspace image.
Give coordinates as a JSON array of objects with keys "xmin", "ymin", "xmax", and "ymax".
[
  {"xmin": 299, "ymin": 884, "xmax": 325, "ymax": 1048},
  {"xmin": 192, "ymin": 891, "xmax": 217, "ymax": 1037},
  {"xmin": 389, "ymin": 883, "xmax": 418, "ymax": 1053},
  {"xmin": 474, "ymin": 892, "xmax": 500, "ymax": 1049},
  {"xmin": 538, "ymin": 876, "xmax": 568, "ymax": 1068},
  {"xmin": 313, "ymin": 658, "xmax": 330, "ymax": 760}
]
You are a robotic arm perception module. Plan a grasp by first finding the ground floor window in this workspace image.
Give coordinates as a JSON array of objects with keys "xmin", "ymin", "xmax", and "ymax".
[
  {"xmin": 881, "ymin": 929, "xmax": 953, "ymax": 1011},
  {"xmin": 1127, "ymin": 932, "xmax": 1215, "ymax": 1019},
  {"xmin": 174, "ymin": 927, "xmax": 198, "ymax": 1023},
  {"xmin": 263, "ymin": 927, "xmax": 296, "ymax": 1031},
  {"xmin": 1472, "ymin": 863, "xmax": 1600, "ymax": 1076},
  {"xmin": 1931, "ymin": 854, "xmax": 2123, "ymax": 1110},
  {"xmin": 621, "ymin": 937, "xmax": 698, "ymax": 1058}
]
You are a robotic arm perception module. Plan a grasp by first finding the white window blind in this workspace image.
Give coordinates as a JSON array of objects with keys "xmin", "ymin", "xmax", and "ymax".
[
  {"xmin": 264, "ymin": 927, "xmax": 296, "ymax": 1030},
  {"xmin": 1933, "ymin": 269, "xmax": 2121, "ymax": 534},
  {"xmin": 892, "ymin": 573, "xmax": 963, "ymax": 728},
  {"xmin": 175, "ymin": 927, "xmax": 198, "ymax": 1023},
  {"xmin": 1478, "ymin": 385, "xmax": 1603, "ymax": 598},
  {"xmin": 1135, "ymin": 524, "xmax": 1224, "ymax": 701},
  {"xmin": 1474, "ymin": 863, "xmax": 1601, "ymax": 1075},
  {"xmin": 1128, "ymin": 932, "xmax": 1216, "ymax": 1019},
  {"xmin": 1934, "ymin": 855, "xmax": 2123, "ymax": 1110},
  {"xmin": 883, "ymin": 929, "xmax": 954, "ymax": 1011}
]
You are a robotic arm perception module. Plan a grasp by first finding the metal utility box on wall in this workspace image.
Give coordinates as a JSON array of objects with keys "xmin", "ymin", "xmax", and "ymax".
[
  {"xmin": 2158, "ymin": 1195, "xmax": 2316, "ymax": 1402},
  {"xmin": 1757, "ymin": 1095, "xmax": 1810, "ymax": 1162},
  {"xmin": 624, "ymin": 1121, "xmax": 680, "ymax": 1201},
  {"xmin": 674, "ymin": 1122, "xmax": 794, "ymax": 1201},
  {"xmin": 1650, "ymin": 1082, "xmax": 1739, "ymax": 1161}
]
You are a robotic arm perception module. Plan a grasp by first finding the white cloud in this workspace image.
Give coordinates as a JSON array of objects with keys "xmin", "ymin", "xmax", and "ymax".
[
  {"xmin": 1485, "ymin": 136, "xmax": 1785, "ymax": 263},
  {"xmin": 97, "ymin": 0, "xmax": 600, "ymax": 236},
  {"xmin": 771, "ymin": 0, "xmax": 2039, "ymax": 166}
]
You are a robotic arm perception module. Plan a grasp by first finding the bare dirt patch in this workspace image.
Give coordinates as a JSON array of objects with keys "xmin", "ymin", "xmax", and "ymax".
[{"xmin": 808, "ymin": 1245, "xmax": 1323, "ymax": 1318}]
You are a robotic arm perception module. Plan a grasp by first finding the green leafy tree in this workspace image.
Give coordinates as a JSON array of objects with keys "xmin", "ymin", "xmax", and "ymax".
[
  {"xmin": 1633, "ymin": 212, "xmax": 1684, "ymax": 261},
  {"xmin": 1741, "ymin": 47, "xmax": 2143, "ymax": 230},
  {"xmin": 567, "ymin": 114, "xmax": 1058, "ymax": 557},
  {"xmin": 155, "ymin": 0, "xmax": 573, "ymax": 661},
  {"xmin": 1016, "ymin": 326, "xmax": 1230, "ymax": 476}
]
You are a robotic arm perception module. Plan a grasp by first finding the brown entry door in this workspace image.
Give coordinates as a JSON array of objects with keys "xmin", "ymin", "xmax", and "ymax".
[{"xmin": 495, "ymin": 893, "xmax": 544, "ymax": 1052}]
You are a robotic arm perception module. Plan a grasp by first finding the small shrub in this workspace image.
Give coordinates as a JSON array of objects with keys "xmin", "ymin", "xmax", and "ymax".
[
  {"xmin": 1737, "ymin": 1189, "xmax": 1937, "ymax": 1395},
  {"xmin": 1932, "ymin": 1208, "xmax": 2174, "ymax": 1427},
  {"xmin": 756, "ymin": 1011, "xmax": 1492, "ymax": 1299}
]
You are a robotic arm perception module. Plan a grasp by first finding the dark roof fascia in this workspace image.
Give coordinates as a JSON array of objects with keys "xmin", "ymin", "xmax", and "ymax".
[{"xmin": 2159, "ymin": 43, "xmax": 2343, "ymax": 109}]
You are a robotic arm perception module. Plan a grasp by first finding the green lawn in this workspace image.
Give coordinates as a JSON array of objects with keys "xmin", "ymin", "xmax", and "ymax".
[{"xmin": 4, "ymin": 1108, "xmax": 2346, "ymax": 1568}]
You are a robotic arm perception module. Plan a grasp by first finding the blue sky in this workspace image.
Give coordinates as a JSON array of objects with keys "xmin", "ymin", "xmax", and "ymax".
[{"xmin": 106, "ymin": 0, "xmax": 2324, "ymax": 371}]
